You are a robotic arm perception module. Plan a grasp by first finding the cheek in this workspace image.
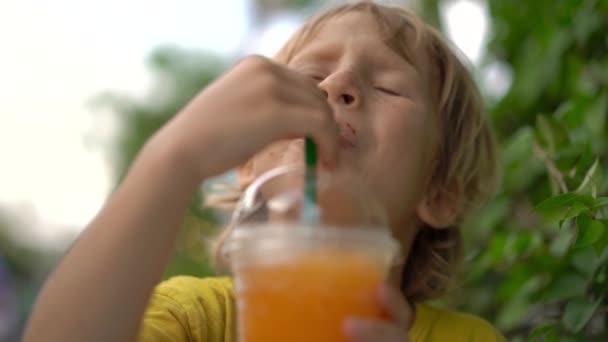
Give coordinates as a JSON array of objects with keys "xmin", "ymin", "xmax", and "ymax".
[{"xmin": 369, "ymin": 108, "xmax": 434, "ymax": 217}]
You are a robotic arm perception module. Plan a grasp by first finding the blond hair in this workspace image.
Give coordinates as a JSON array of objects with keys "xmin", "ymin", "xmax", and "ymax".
[{"xmin": 208, "ymin": 1, "xmax": 499, "ymax": 302}]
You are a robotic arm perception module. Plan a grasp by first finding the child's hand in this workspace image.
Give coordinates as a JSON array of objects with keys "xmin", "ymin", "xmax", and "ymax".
[
  {"xmin": 344, "ymin": 285, "xmax": 413, "ymax": 342},
  {"xmin": 150, "ymin": 55, "xmax": 339, "ymax": 181}
]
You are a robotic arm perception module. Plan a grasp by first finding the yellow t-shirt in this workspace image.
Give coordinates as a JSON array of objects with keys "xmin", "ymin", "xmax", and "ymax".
[{"xmin": 139, "ymin": 276, "xmax": 506, "ymax": 342}]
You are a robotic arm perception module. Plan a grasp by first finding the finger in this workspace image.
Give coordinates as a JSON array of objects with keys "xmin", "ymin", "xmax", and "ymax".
[
  {"xmin": 378, "ymin": 285, "xmax": 414, "ymax": 328},
  {"xmin": 282, "ymin": 81, "xmax": 330, "ymax": 115},
  {"xmin": 275, "ymin": 65, "xmax": 333, "ymax": 121},
  {"xmin": 301, "ymin": 109, "xmax": 339, "ymax": 166},
  {"xmin": 272, "ymin": 73, "xmax": 333, "ymax": 124},
  {"xmin": 277, "ymin": 63, "xmax": 328, "ymax": 102},
  {"xmin": 344, "ymin": 318, "xmax": 408, "ymax": 342},
  {"xmin": 238, "ymin": 55, "xmax": 326, "ymax": 107},
  {"xmin": 273, "ymin": 100, "xmax": 337, "ymax": 166},
  {"xmin": 272, "ymin": 68, "xmax": 338, "ymax": 164}
]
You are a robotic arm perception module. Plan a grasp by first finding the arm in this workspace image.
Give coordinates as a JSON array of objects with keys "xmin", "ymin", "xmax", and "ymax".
[
  {"xmin": 23, "ymin": 137, "xmax": 200, "ymax": 342},
  {"xmin": 23, "ymin": 55, "xmax": 338, "ymax": 342}
]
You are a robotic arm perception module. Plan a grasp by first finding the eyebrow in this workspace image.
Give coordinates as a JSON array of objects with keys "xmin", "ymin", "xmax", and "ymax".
[
  {"xmin": 367, "ymin": 43, "xmax": 415, "ymax": 71},
  {"xmin": 293, "ymin": 40, "xmax": 412, "ymax": 71},
  {"xmin": 289, "ymin": 43, "xmax": 342, "ymax": 66},
  {"xmin": 289, "ymin": 39, "xmax": 423, "ymax": 96}
]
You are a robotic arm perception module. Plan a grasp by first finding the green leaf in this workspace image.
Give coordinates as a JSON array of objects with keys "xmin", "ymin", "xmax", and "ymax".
[
  {"xmin": 595, "ymin": 263, "xmax": 608, "ymax": 286},
  {"xmin": 535, "ymin": 115, "xmax": 555, "ymax": 152},
  {"xmin": 538, "ymin": 273, "xmax": 587, "ymax": 302},
  {"xmin": 544, "ymin": 331, "xmax": 558, "ymax": 342},
  {"xmin": 535, "ymin": 194, "xmax": 594, "ymax": 220},
  {"xmin": 550, "ymin": 228, "xmax": 577, "ymax": 256},
  {"xmin": 535, "ymin": 115, "xmax": 569, "ymax": 154},
  {"xmin": 574, "ymin": 215, "xmax": 605, "ymax": 248},
  {"xmin": 502, "ymin": 127, "xmax": 544, "ymax": 193},
  {"xmin": 536, "ymin": 193, "xmax": 581, "ymax": 211},
  {"xmin": 503, "ymin": 126, "xmax": 534, "ymax": 164},
  {"xmin": 504, "ymin": 232, "xmax": 541, "ymax": 260},
  {"xmin": 487, "ymin": 232, "xmax": 508, "ymax": 264},
  {"xmin": 554, "ymin": 143, "xmax": 589, "ymax": 171},
  {"xmin": 557, "ymin": 96, "xmax": 592, "ymax": 129},
  {"xmin": 575, "ymin": 159, "xmax": 602, "ymax": 196},
  {"xmin": 574, "ymin": 143, "xmax": 593, "ymax": 179},
  {"xmin": 592, "ymin": 224, "xmax": 608, "ymax": 256},
  {"xmin": 495, "ymin": 297, "xmax": 528, "ymax": 331},
  {"xmin": 528, "ymin": 323, "xmax": 557, "ymax": 341},
  {"xmin": 593, "ymin": 197, "xmax": 608, "ymax": 209},
  {"xmin": 584, "ymin": 92, "xmax": 608, "ymax": 138},
  {"xmin": 562, "ymin": 202, "xmax": 589, "ymax": 221},
  {"xmin": 555, "ymin": 101, "xmax": 577, "ymax": 127},
  {"xmin": 570, "ymin": 247, "xmax": 600, "ymax": 277},
  {"xmin": 593, "ymin": 240, "xmax": 608, "ymax": 256},
  {"xmin": 573, "ymin": 3, "xmax": 603, "ymax": 43},
  {"xmin": 562, "ymin": 296, "xmax": 602, "ymax": 333}
]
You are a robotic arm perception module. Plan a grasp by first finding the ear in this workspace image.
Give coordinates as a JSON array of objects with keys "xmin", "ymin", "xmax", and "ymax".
[
  {"xmin": 415, "ymin": 183, "xmax": 462, "ymax": 229},
  {"xmin": 237, "ymin": 159, "xmax": 256, "ymax": 190}
]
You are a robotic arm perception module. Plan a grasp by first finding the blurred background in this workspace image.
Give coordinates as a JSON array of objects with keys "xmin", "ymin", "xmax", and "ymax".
[{"xmin": 1, "ymin": 0, "xmax": 607, "ymax": 340}]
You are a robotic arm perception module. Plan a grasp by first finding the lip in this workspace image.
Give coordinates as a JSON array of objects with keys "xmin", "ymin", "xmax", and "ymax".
[
  {"xmin": 337, "ymin": 122, "xmax": 358, "ymax": 148},
  {"xmin": 338, "ymin": 134, "xmax": 356, "ymax": 148}
]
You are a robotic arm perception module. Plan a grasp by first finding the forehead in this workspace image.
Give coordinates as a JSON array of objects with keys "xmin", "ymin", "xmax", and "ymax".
[
  {"xmin": 290, "ymin": 10, "xmax": 420, "ymax": 71},
  {"xmin": 321, "ymin": 10, "xmax": 385, "ymax": 38}
]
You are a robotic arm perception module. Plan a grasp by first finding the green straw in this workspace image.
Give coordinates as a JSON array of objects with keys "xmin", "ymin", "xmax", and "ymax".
[{"xmin": 303, "ymin": 137, "xmax": 318, "ymax": 223}]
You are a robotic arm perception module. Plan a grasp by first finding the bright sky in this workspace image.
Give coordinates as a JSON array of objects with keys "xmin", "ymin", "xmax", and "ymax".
[
  {"xmin": 0, "ymin": 0, "xmax": 489, "ymax": 247},
  {"xmin": 0, "ymin": 0, "xmax": 250, "ymax": 245}
]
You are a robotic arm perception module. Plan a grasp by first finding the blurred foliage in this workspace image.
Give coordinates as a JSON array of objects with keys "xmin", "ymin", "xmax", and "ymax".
[
  {"xmin": 100, "ymin": 0, "xmax": 608, "ymax": 340},
  {"xmin": 422, "ymin": 0, "xmax": 608, "ymax": 340},
  {"xmin": 97, "ymin": 47, "xmax": 227, "ymax": 184}
]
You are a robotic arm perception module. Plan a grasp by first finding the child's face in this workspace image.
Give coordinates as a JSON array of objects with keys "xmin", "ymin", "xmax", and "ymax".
[{"xmin": 249, "ymin": 11, "xmax": 437, "ymax": 235}]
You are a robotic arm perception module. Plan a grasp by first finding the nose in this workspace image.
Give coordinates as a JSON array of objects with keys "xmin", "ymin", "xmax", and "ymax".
[{"xmin": 318, "ymin": 71, "xmax": 361, "ymax": 108}]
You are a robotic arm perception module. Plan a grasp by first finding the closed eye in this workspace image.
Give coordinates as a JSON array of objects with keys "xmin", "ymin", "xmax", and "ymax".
[{"xmin": 374, "ymin": 86, "xmax": 402, "ymax": 97}]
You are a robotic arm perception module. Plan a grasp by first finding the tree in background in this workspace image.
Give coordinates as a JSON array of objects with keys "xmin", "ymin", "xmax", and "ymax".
[
  {"xmin": 101, "ymin": 0, "xmax": 608, "ymax": 340},
  {"xmin": 419, "ymin": 0, "xmax": 608, "ymax": 340}
]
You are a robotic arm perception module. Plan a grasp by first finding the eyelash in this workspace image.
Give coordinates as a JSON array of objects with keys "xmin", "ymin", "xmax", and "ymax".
[
  {"xmin": 374, "ymin": 87, "xmax": 401, "ymax": 97},
  {"xmin": 306, "ymin": 72, "xmax": 402, "ymax": 97}
]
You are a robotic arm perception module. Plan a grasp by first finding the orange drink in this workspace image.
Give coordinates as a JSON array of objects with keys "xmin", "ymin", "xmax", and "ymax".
[{"xmin": 225, "ymin": 224, "xmax": 399, "ymax": 342}]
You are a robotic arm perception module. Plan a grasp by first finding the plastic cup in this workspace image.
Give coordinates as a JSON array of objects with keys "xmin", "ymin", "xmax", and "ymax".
[{"xmin": 223, "ymin": 224, "xmax": 399, "ymax": 342}]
